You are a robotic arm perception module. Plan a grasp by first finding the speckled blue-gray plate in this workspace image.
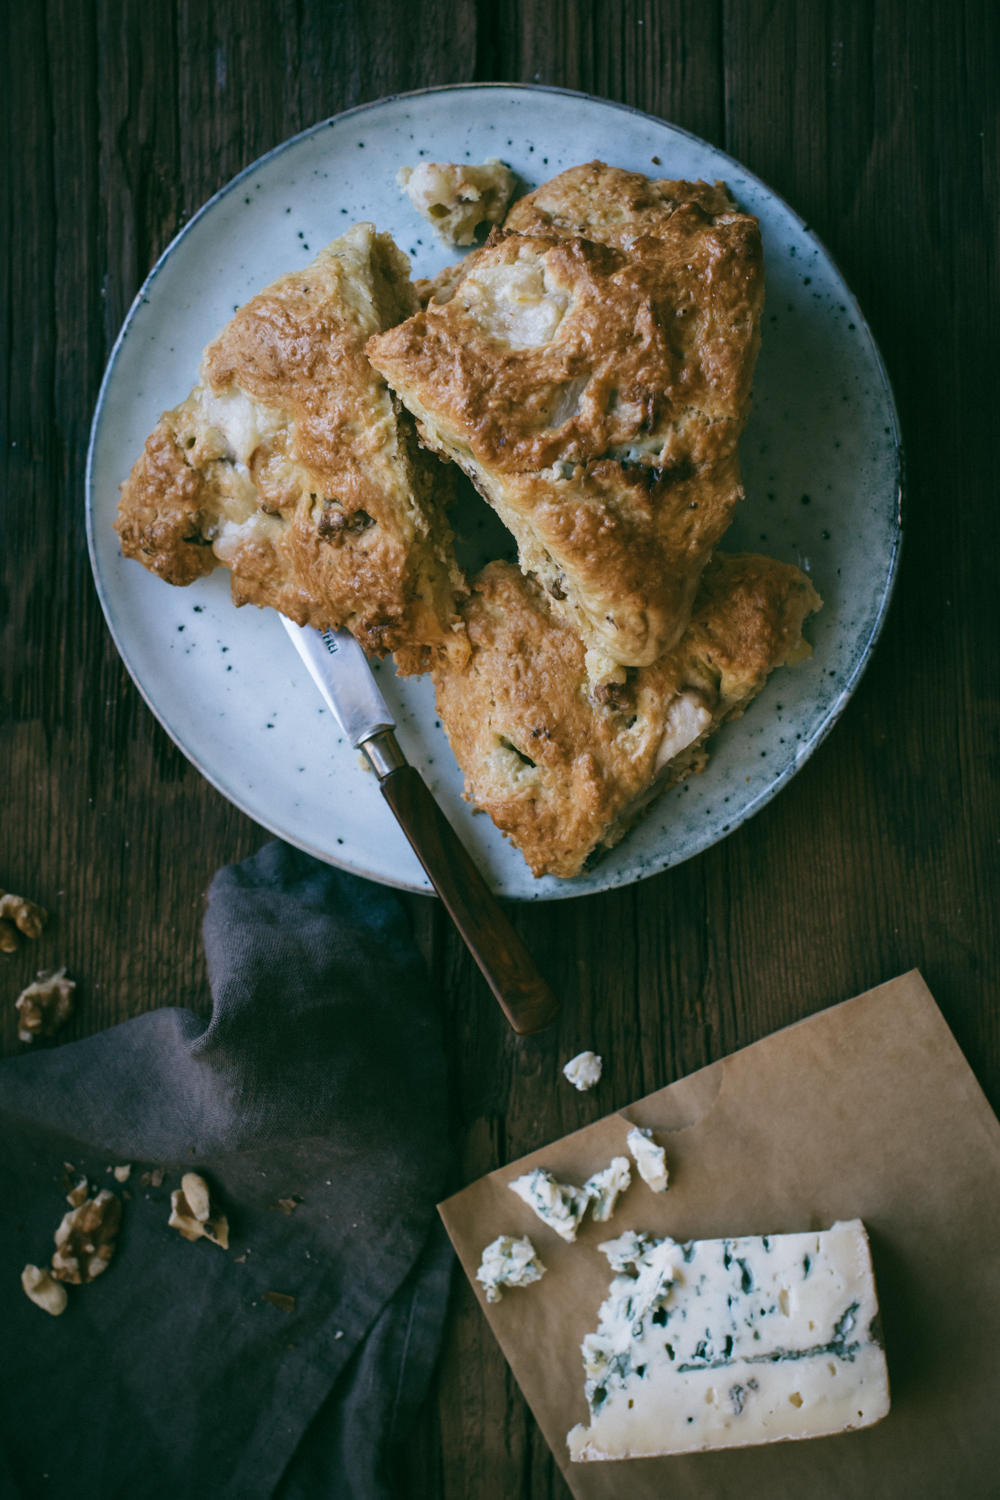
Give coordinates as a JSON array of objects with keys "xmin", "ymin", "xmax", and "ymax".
[{"xmin": 87, "ymin": 84, "xmax": 902, "ymax": 901}]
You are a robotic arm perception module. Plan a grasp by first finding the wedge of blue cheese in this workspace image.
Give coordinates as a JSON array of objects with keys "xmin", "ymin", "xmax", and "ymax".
[
  {"xmin": 476, "ymin": 1235, "xmax": 547, "ymax": 1303},
  {"xmin": 568, "ymin": 1219, "xmax": 890, "ymax": 1461}
]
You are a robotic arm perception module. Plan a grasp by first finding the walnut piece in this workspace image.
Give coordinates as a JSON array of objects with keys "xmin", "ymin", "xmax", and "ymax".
[
  {"xmin": 51, "ymin": 1190, "xmax": 122, "ymax": 1283},
  {"xmin": 21, "ymin": 1264, "xmax": 68, "ymax": 1316},
  {"xmin": 0, "ymin": 889, "xmax": 47, "ymax": 953},
  {"xmin": 66, "ymin": 1175, "xmax": 89, "ymax": 1208},
  {"xmin": 168, "ymin": 1172, "xmax": 229, "ymax": 1250},
  {"xmin": 262, "ymin": 1291, "xmax": 295, "ymax": 1313},
  {"xmin": 113, "ymin": 1164, "xmax": 131, "ymax": 1183},
  {"xmin": 15, "ymin": 967, "xmax": 76, "ymax": 1042}
]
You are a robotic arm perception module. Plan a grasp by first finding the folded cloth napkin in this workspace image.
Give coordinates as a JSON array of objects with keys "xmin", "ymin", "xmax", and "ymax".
[{"xmin": 0, "ymin": 840, "xmax": 454, "ymax": 1500}]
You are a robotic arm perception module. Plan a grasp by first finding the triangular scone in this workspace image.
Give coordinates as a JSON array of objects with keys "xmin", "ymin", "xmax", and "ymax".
[
  {"xmin": 116, "ymin": 223, "xmax": 468, "ymax": 669},
  {"xmin": 367, "ymin": 166, "xmax": 763, "ymax": 670},
  {"xmin": 430, "ymin": 556, "xmax": 820, "ymax": 879}
]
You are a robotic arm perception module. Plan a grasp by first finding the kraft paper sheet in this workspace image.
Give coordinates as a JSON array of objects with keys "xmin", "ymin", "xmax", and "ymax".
[{"xmin": 438, "ymin": 971, "xmax": 1000, "ymax": 1499}]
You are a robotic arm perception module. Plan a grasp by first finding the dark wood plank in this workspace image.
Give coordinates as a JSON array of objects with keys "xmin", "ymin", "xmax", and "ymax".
[{"xmin": 3, "ymin": 2, "xmax": 998, "ymax": 1497}]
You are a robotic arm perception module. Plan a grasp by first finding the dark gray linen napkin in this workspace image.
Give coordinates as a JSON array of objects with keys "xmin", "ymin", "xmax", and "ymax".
[{"xmin": 0, "ymin": 840, "xmax": 454, "ymax": 1500}]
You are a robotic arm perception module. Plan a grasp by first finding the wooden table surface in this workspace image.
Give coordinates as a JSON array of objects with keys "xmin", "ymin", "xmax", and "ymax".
[{"xmin": 3, "ymin": 3, "xmax": 997, "ymax": 1495}]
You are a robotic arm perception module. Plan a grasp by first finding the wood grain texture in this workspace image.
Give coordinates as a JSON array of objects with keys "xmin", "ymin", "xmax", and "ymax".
[{"xmin": 2, "ymin": 2, "xmax": 998, "ymax": 1496}]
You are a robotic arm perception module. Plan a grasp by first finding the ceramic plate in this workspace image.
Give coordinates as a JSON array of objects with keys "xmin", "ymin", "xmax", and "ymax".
[{"xmin": 86, "ymin": 84, "xmax": 902, "ymax": 900}]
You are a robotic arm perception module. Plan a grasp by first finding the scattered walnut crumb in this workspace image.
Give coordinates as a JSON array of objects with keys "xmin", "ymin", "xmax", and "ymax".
[
  {"xmin": 0, "ymin": 890, "xmax": 47, "ymax": 953},
  {"xmin": 22, "ymin": 1264, "xmax": 67, "ymax": 1316},
  {"xmin": 151, "ymin": 1168, "xmax": 166, "ymax": 1187},
  {"xmin": 168, "ymin": 1172, "xmax": 229, "ymax": 1250},
  {"xmin": 139, "ymin": 1172, "xmax": 152, "ymax": 1188},
  {"xmin": 15, "ymin": 968, "xmax": 75, "ymax": 1042},
  {"xmin": 269, "ymin": 1196, "xmax": 301, "ymax": 1214},
  {"xmin": 234, "ymin": 1254, "xmax": 247, "ymax": 1264},
  {"xmin": 66, "ymin": 1176, "xmax": 89, "ymax": 1208},
  {"xmin": 262, "ymin": 1291, "xmax": 295, "ymax": 1313},
  {"xmin": 51, "ymin": 1190, "xmax": 121, "ymax": 1284},
  {"xmin": 113, "ymin": 1164, "xmax": 132, "ymax": 1183}
]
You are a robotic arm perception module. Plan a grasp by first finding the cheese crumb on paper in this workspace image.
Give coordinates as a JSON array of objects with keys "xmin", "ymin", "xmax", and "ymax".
[
  {"xmin": 567, "ymin": 1219, "xmax": 890, "ymax": 1461},
  {"xmin": 509, "ymin": 1167, "xmax": 590, "ymax": 1242},
  {"xmin": 476, "ymin": 1234, "xmax": 547, "ymax": 1303},
  {"xmin": 626, "ymin": 1126, "xmax": 669, "ymax": 1192},
  {"xmin": 582, "ymin": 1158, "xmax": 631, "ymax": 1222},
  {"xmin": 563, "ymin": 1051, "xmax": 603, "ymax": 1091}
]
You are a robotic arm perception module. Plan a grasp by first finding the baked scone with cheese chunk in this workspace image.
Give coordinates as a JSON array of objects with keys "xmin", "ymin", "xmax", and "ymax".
[
  {"xmin": 116, "ymin": 223, "xmax": 468, "ymax": 671},
  {"xmin": 430, "ymin": 554, "xmax": 820, "ymax": 879},
  {"xmin": 367, "ymin": 164, "xmax": 763, "ymax": 670}
]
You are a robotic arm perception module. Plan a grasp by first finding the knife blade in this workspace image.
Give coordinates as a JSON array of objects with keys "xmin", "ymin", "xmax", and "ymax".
[
  {"xmin": 281, "ymin": 616, "xmax": 561, "ymax": 1037},
  {"xmin": 281, "ymin": 616, "xmax": 395, "ymax": 746}
]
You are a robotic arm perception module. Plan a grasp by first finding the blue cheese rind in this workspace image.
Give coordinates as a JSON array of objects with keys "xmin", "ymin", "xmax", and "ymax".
[
  {"xmin": 476, "ymin": 1235, "xmax": 547, "ymax": 1303},
  {"xmin": 509, "ymin": 1168, "xmax": 590, "ymax": 1242},
  {"xmin": 568, "ymin": 1218, "xmax": 890, "ymax": 1461}
]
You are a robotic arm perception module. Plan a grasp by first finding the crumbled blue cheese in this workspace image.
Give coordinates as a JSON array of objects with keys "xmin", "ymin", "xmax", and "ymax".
[
  {"xmin": 509, "ymin": 1168, "xmax": 590, "ymax": 1242},
  {"xmin": 598, "ymin": 1228, "xmax": 655, "ymax": 1272},
  {"xmin": 476, "ymin": 1235, "xmax": 547, "ymax": 1304},
  {"xmin": 563, "ymin": 1051, "xmax": 603, "ymax": 1091},
  {"xmin": 567, "ymin": 1219, "xmax": 890, "ymax": 1461},
  {"xmin": 582, "ymin": 1158, "xmax": 631, "ymax": 1222},
  {"xmin": 626, "ymin": 1126, "xmax": 669, "ymax": 1192}
]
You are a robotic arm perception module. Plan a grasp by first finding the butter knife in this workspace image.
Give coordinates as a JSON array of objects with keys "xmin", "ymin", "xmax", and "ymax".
[{"xmin": 282, "ymin": 617, "xmax": 560, "ymax": 1036}]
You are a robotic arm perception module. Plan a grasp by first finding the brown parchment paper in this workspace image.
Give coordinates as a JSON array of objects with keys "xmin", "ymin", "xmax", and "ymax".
[{"xmin": 438, "ymin": 972, "xmax": 1000, "ymax": 1499}]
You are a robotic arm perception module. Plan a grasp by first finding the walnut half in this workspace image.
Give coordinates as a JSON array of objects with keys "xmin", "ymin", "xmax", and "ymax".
[
  {"xmin": 0, "ymin": 889, "xmax": 47, "ymax": 953},
  {"xmin": 51, "ymin": 1190, "xmax": 122, "ymax": 1284},
  {"xmin": 168, "ymin": 1172, "xmax": 230, "ymax": 1250},
  {"xmin": 15, "ymin": 967, "xmax": 76, "ymax": 1042}
]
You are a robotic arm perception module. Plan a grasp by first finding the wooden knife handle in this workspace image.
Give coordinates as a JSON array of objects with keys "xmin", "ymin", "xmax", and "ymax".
[{"xmin": 379, "ymin": 764, "xmax": 561, "ymax": 1035}]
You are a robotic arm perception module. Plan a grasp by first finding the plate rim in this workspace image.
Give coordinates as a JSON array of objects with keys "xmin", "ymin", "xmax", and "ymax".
[{"xmin": 85, "ymin": 81, "xmax": 904, "ymax": 901}]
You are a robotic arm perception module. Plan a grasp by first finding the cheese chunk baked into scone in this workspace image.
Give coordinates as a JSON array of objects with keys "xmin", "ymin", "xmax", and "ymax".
[
  {"xmin": 367, "ymin": 163, "xmax": 763, "ymax": 670},
  {"xmin": 431, "ymin": 554, "xmax": 820, "ymax": 878},
  {"xmin": 116, "ymin": 223, "xmax": 468, "ymax": 670}
]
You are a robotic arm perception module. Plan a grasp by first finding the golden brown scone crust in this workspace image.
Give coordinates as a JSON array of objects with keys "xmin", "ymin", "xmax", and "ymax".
[
  {"xmin": 367, "ymin": 163, "xmax": 763, "ymax": 667},
  {"xmin": 431, "ymin": 555, "xmax": 821, "ymax": 879},
  {"xmin": 116, "ymin": 224, "xmax": 468, "ymax": 668},
  {"xmin": 502, "ymin": 160, "xmax": 740, "ymax": 247}
]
